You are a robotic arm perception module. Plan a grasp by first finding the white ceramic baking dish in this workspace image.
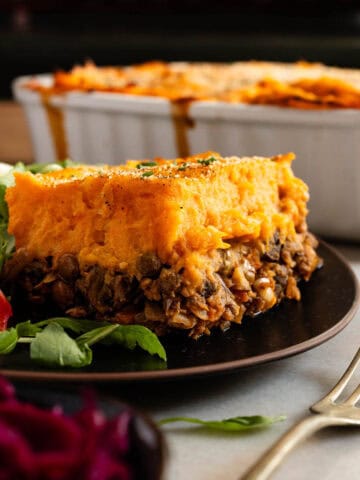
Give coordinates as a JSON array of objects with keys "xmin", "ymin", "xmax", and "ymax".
[{"xmin": 12, "ymin": 74, "xmax": 360, "ymax": 241}]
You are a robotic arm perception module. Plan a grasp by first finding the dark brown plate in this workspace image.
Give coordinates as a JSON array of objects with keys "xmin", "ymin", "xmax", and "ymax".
[{"xmin": 0, "ymin": 240, "xmax": 358, "ymax": 381}]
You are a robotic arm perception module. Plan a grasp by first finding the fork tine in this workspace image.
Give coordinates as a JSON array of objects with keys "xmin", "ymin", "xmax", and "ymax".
[
  {"xmin": 321, "ymin": 347, "xmax": 360, "ymax": 403},
  {"xmin": 343, "ymin": 383, "xmax": 360, "ymax": 406}
]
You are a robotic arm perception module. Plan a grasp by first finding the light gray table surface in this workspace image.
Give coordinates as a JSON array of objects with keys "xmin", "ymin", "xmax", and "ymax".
[
  {"xmin": 10, "ymin": 241, "xmax": 359, "ymax": 480},
  {"xmin": 122, "ymin": 243, "xmax": 360, "ymax": 480}
]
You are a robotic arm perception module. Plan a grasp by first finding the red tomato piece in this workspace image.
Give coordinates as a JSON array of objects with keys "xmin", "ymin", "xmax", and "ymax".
[{"xmin": 0, "ymin": 290, "xmax": 12, "ymax": 331}]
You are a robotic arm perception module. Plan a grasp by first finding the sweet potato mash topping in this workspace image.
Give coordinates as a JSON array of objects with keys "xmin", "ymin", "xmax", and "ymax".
[
  {"xmin": 26, "ymin": 60, "xmax": 360, "ymax": 109},
  {"xmin": 6, "ymin": 152, "xmax": 307, "ymax": 272}
]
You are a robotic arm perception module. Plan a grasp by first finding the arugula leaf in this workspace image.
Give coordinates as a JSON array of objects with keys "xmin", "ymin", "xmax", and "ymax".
[
  {"xmin": 38, "ymin": 318, "xmax": 167, "ymax": 361},
  {"xmin": 76, "ymin": 324, "xmax": 119, "ymax": 347},
  {"xmin": 0, "ymin": 328, "xmax": 18, "ymax": 354},
  {"xmin": 103, "ymin": 325, "xmax": 167, "ymax": 361},
  {"xmin": 0, "ymin": 314, "xmax": 167, "ymax": 367},
  {"xmin": 37, "ymin": 317, "xmax": 107, "ymax": 335},
  {"xmin": 159, "ymin": 415, "xmax": 286, "ymax": 431},
  {"xmin": 30, "ymin": 323, "xmax": 92, "ymax": 368},
  {"xmin": 15, "ymin": 320, "xmax": 43, "ymax": 337}
]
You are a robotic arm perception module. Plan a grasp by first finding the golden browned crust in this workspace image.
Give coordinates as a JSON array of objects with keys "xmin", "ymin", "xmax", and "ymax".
[{"xmin": 27, "ymin": 60, "xmax": 360, "ymax": 109}]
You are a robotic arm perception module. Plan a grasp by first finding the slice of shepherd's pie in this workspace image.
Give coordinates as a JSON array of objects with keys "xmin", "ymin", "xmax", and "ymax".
[{"xmin": 2, "ymin": 151, "xmax": 320, "ymax": 338}]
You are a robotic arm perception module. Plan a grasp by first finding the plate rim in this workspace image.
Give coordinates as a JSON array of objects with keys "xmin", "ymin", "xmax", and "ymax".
[{"xmin": 1, "ymin": 240, "xmax": 359, "ymax": 382}]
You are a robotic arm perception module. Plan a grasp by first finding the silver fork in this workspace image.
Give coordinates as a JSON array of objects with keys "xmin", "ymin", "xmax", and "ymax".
[{"xmin": 241, "ymin": 347, "xmax": 360, "ymax": 480}]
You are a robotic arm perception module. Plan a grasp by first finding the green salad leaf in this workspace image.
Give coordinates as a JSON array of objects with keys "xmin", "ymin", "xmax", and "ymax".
[
  {"xmin": 101, "ymin": 324, "xmax": 167, "ymax": 361},
  {"xmin": 0, "ymin": 327, "xmax": 18, "ymax": 354},
  {"xmin": 36, "ymin": 318, "xmax": 167, "ymax": 361},
  {"xmin": 15, "ymin": 320, "xmax": 43, "ymax": 337},
  {"xmin": 30, "ymin": 322, "xmax": 92, "ymax": 368},
  {"xmin": 35, "ymin": 317, "xmax": 105, "ymax": 335},
  {"xmin": 159, "ymin": 415, "xmax": 286, "ymax": 431},
  {"xmin": 0, "ymin": 316, "xmax": 167, "ymax": 368},
  {"xmin": 76, "ymin": 324, "xmax": 120, "ymax": 347}
]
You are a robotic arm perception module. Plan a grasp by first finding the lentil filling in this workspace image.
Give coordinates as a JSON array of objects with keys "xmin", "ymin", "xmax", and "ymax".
[{"xmin": 1, "ymin": 231, "xmax": 320, "ymax": 338}]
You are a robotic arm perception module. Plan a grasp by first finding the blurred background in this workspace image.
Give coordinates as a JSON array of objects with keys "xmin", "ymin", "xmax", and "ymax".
[
  {"xmin": 2, "ymin": 0, "xmax": 360, "ymax": 161},
  {"xmin": 2, "ymin": 0, "xmax": 360, "ymax": 98}
]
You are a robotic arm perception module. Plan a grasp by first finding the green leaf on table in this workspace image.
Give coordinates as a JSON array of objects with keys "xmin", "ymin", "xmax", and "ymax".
[
  {"xmin": 0, "ymin": 327, "xmax": 18, "ymax": 354},
  {"xmin": 159, "ymin": 415, "xmax": 286, "ymax": 431},
  {"xmin": 30, "ymin": 322, "xmax": 92, "ymax": 368}
]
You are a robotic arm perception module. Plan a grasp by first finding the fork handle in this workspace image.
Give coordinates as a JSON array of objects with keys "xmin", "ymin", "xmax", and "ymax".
[{"xmin": 240, "ymin": 414, "xmax": 342, "ymax": 480}]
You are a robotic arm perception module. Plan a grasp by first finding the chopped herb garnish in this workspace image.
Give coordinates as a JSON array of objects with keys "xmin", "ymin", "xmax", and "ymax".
[
  {"xmin": 178, "ymin": 163, "xmax": 189, "ymax": 171},
  {"xmin": 197, "ymin": 156, "xmax": 218, "ymax": 166},
  {"xmin": 142, "ymin": 171, "xmax": 154, "ymax": 177},
  {"xmin": 136, "ymin": 162, "xmax": 157, "ymax": 169}
]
